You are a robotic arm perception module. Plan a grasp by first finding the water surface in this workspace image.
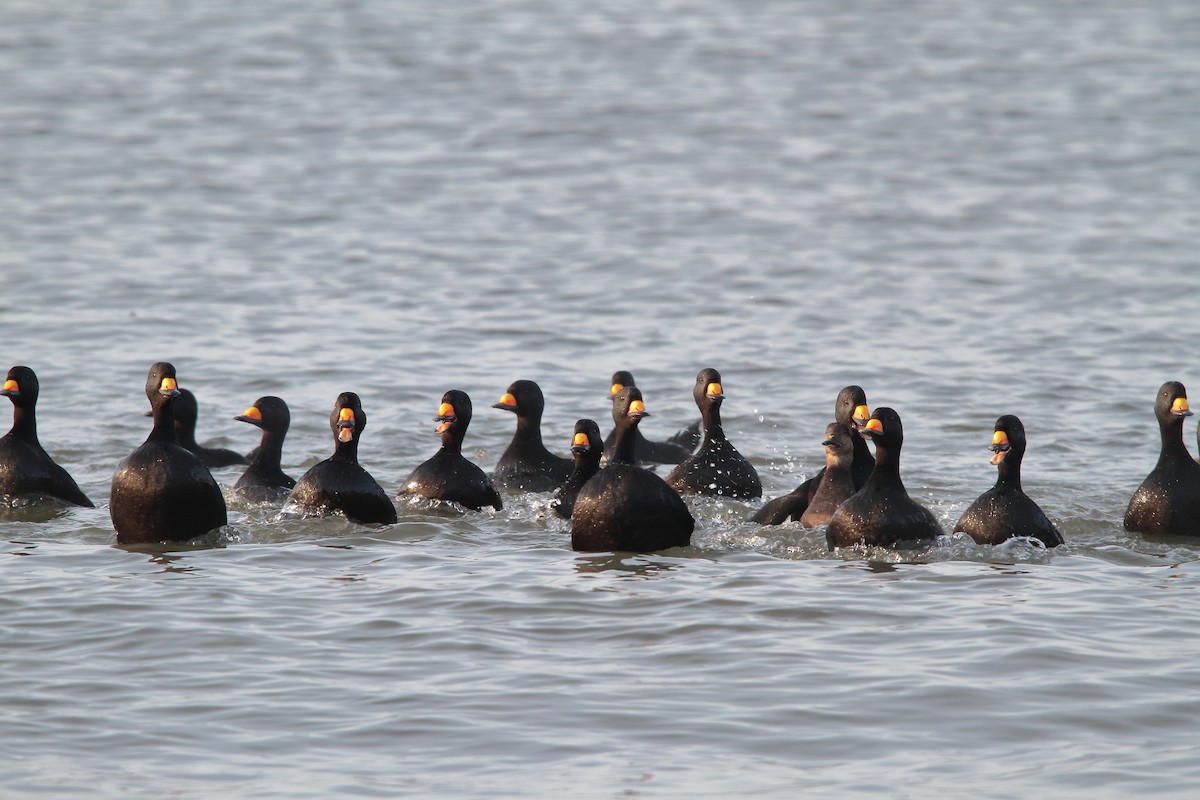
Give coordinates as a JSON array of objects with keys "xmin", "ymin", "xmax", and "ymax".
[{"xmin": 2, "ymin": 1, "xmax": 1199, "ymax": 797}]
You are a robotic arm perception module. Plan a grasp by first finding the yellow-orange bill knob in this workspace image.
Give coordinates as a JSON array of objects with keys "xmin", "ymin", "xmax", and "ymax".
[
  {"xmin": 1172, "ymin": 397, "xmax": 1192, "ymax": 415},
  {"xmin": 339, "ymin": 408, "xmax": 354, "ymax": 422},
  {"xmin": 853, "ymin": 405, "xmax": 870, "ymax": 424},
  {"xmin": 2, "ymin": 379, "xmax": 18, "ymax": 393},
  {"xmin": 241, "ymin": 406, "xmax": 262, "ymax": 420},
  {"xmin": 629, "ymin": 399, "xmax": 646, "ymax": 415},
  {"xmin": 160, "ymin": 377, "xmax": 178, "ymax": 392},
  {"xmin": 610, "ymin": 383, "xmax": 624, "ymax": 396},
  {"xmin": 497, "ymin": 393, "xmax": 517, "ymax": 408},
  {"xmin": 707, "ymin": 382, "xmax": 723, "ymax": 397},
  {"xmin": 990, "ymin": 430, "xmax": 1010, "ymax": 464},
  {"xmin": 864, "ymin": 418, "xmax": 884, "ymax": 434},
  {"xmin": 573, "ymin": 432, "xmax": 590, "ymax": 447},
  {"xmin": 436, "ymin": 403, "xmax": 455, "ymax": 419}
]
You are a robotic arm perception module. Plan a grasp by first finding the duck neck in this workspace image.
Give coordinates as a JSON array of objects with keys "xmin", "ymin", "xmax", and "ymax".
[
  {"xmin": 7, "ymin": 401, "xmax": 36, "ymax": 442},
  {"xmin": 515, "ymin": 415, "xmax": 544, "ymax": 449},
  {"xmin": 1158, "ymin": 416, "xmax": 1191, "ymax": 465},
  {"xmin": 332, "ymin": 436, "xmax": 360, "ymax": 464},
  {"xmin": 440, "ymin": 429, "xmax": 463, "ymax": 456},
  {"xmin": 700, "ymin": 402, "xmax": 724, "ymax": 443},
  {"xmin": 174, "ymin": 421, "xmax": 200, "ymax": 450},
  {"xmin": 573, "ymin": 454, "xmax": 601, "ymax": 483},
  {"xmin": 253, "ymin": 429, "xmax": 285, "ymax": 468},
  {"xmin": 995, "ymin": 456, "xmax": 1022, "ymax": 491},
  {"xmin": 612, "ymin": 420, "xmax": 640, "ymax": 464},
  {"xmin": 148, "ymin": 398, "xmax": 179, "ymax": 444},
  {"xmin": 872, "ymin": 442, "xmax": 900, "ymax": 479}
]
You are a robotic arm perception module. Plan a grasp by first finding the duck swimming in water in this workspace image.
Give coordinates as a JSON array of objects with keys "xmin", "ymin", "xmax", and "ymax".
[
  {"xmin": 0, "ymin": 365, "xmax": 93, "ymax": 508},
  {"xmin": 288, "ymin": 392, "xmax": 396, "ymax": 524},
  {"xmin": 954, "ymin": 415, "xmax": 1062, "ymax": 547},
  {"xmin": 110, "ymin": 362, "xmax": 227, "ymax": 544},
  {"xmin": 400, "ymin": 389, "xmax": 503, "ymax": 512},
  {"xmin": 551, "ymin": 418, "xmax": 604, "ymax": 520},
  {"xmin": 752, "ymin": 385, "xmax": 872, "ymax": 525},
  {"xmin": 666, "ymin": 368, "xmax": 761, "ymax": 499},
  {"xmin": 798, "ymin": 422, "xmax": 857, "ymax": 529},
  {"xmin": 826, "ymin": 406, "xmax": 941, "ymax": 550},
  {"xmin": 232, "ymin": 395, "xmax": 296, "ymax": 501},
  {"xmin": 1124, "ymin": 381, "xmax": 1200, "ymax": 537},
  {"xmin": 572, "ymin": 387, "xmax": 693, "ymax": 552},
  {"xmin": 603, "ymin": 370, "xmax": 699, "ymax": 465},
  {"xmin": 169, "ymin": 387, "xmax": 247, "ymax": 468},
  {"xmin": 491, "ymin": 379, "xmax": 573, "ymax": 492}
]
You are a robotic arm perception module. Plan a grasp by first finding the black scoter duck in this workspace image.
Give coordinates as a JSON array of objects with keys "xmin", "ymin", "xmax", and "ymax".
[
  {"xmin": 751, "ymin": 385, "xmax": 872, "ymax": 525},
  {"xmin": 165, "ymin": 387, "xmax": 248, "ymax": 468},
  {"xmin": 1124, "ymin": 381, "xmax": 1200, "ymax": 537},
  {"xmin": 288, "ymin": 392, "xmax": 396, "ymax": 524},
  {"xmin": 603, "ymin": 370, "xmax": 699, "ymax": 464},
  {"xmin": 491, "ymin": 379, "xmax": 573, "ymax": 492},
  {"xmin": 232, "ymin": 395, "xmax": 296, "ymax": 501},
  {"xmin": 955, "ymin": 415, "xmax": 1062, "ymax": 547},
  {"xmin": 798, "ymin": 422, "xmax": 857, "ymax": 528},
  {"xmin": 110, "ymin": 362, "xmax": 227, "ymax": 544},
  {"xmin": 826, "ymin": 406, "xmax": 941, "ymax": 549},
  {"xmin": 551, "ymin": 418, "xmax": 604, "ymax": 520},
  {"xmin": 666, "ymin": 368, "xmax": 761, "ymax": 499},
  {"xmin": 571, "ymin": 387, "xmax": 694, "ymax": 552},
  {"xmin": 0, "ymin": 365, "xmax": 93, "ymax": 507},
  {"xmin": 399, "ymin": 390, "xmax": 502, "ymax": 511}
]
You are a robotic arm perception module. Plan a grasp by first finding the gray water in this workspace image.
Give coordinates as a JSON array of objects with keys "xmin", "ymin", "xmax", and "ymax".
[{"xmin": 2, "ymin": 1, "xmax": 1199, "ymax": 797}]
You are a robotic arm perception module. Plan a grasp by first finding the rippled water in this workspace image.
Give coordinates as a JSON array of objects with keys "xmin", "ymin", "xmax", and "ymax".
[{"xmin": 2, "ymin": 1, "xmax": 1199, "ymax": 797}]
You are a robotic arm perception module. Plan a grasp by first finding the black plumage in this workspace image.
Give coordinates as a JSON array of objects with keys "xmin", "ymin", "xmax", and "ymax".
[
  {"xmin": 666, "ymin": 368, "xmax": 761, "ymax": 499},
  {"xmin": 1124, "ymin": 381, "xmax": 1200, "ymax": 537},
  {"xmin": 110, "ymin": 362, "xmax": 227, "ymax": 544},
  {"xmin": 399, "ymin": 390, "xmax": 503, "ymax": 511},
  {"xmin": 232, "ymin": 396, "xmax": 296, "ymax": 501},
  {"xmin": 602, "ymin": 370, "xmax": 699, "ymax": 464},
  {"xmin": 826, "ymin": 407, "xmax": 941, "ymax": 549},
  {"xmin": 0, "ymin": 365, "xmax": 93, "ymax": 507},
  {"xmin": 571, "ymin": 387, "xmax": 693, "ymax": 552},
  {"xmin": 955, "ymin": 415, "xmax": 1062, "ymax": 547},
  {"xmin": 491, "ymin": 379, "xmax": 573, "ymax": 492},
  {"xmin": 551, "ymin": 418, "xmax": 604, "ymax": 520},
  {"xmin": 287, "ymin": 392, "xmax": 396, "ymax": 524},
  {"xmin": 170, "ymin": 387, "xmax": 248, "ymax": 468}
]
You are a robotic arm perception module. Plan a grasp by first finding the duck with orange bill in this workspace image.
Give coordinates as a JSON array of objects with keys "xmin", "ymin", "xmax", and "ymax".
[
  {"xmin": 955, "ymin": 415, "xmax": 1062, "ymax": 547},
  {"xmin": 666, "ymin": 367, "xmax": 761, "ymax": 499},
  {"xmin": 825, "ymin": 406, "xmax": 942, "ymax": 550},
  {"xmin": 602, "ymin": 370, "xmax": 698, "ymax": 464},
  {"xmin": 399, "ymin": 389, "xmax": 502, "ymax": 512},
  {"xmin": 0, "ymin": 365, "xmax": 94, "ymax": 508},
  {"xmin": 110, "ymin": 362, "xmax": 227, "ymax": 544},
  {"xmin": 551, "ymin": 418, "xmax": 604, "ymax": 520},
  {"xmin": 491, "ymin": 379, "xmax": 572, "ymax": 492},
  {"xmin": 287, "ymin": 392, "xmax": 396, "ymax": 524},
  {"xmin": 1124, "ymin": 381, "xmax": 1200, "ymax": 537},
  {"xmin": 571, "ymin": 387, "xmax": 693, "ymax": 553},
  {"xmin": 232, "ymin": 396, "xmax": 295, "ymax": 501}
]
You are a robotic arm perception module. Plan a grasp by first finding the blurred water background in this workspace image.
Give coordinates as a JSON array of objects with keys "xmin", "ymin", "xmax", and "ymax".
[{"xmin": 2, "ymin": 1, "xmax": 1199, "ymax": 797}]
